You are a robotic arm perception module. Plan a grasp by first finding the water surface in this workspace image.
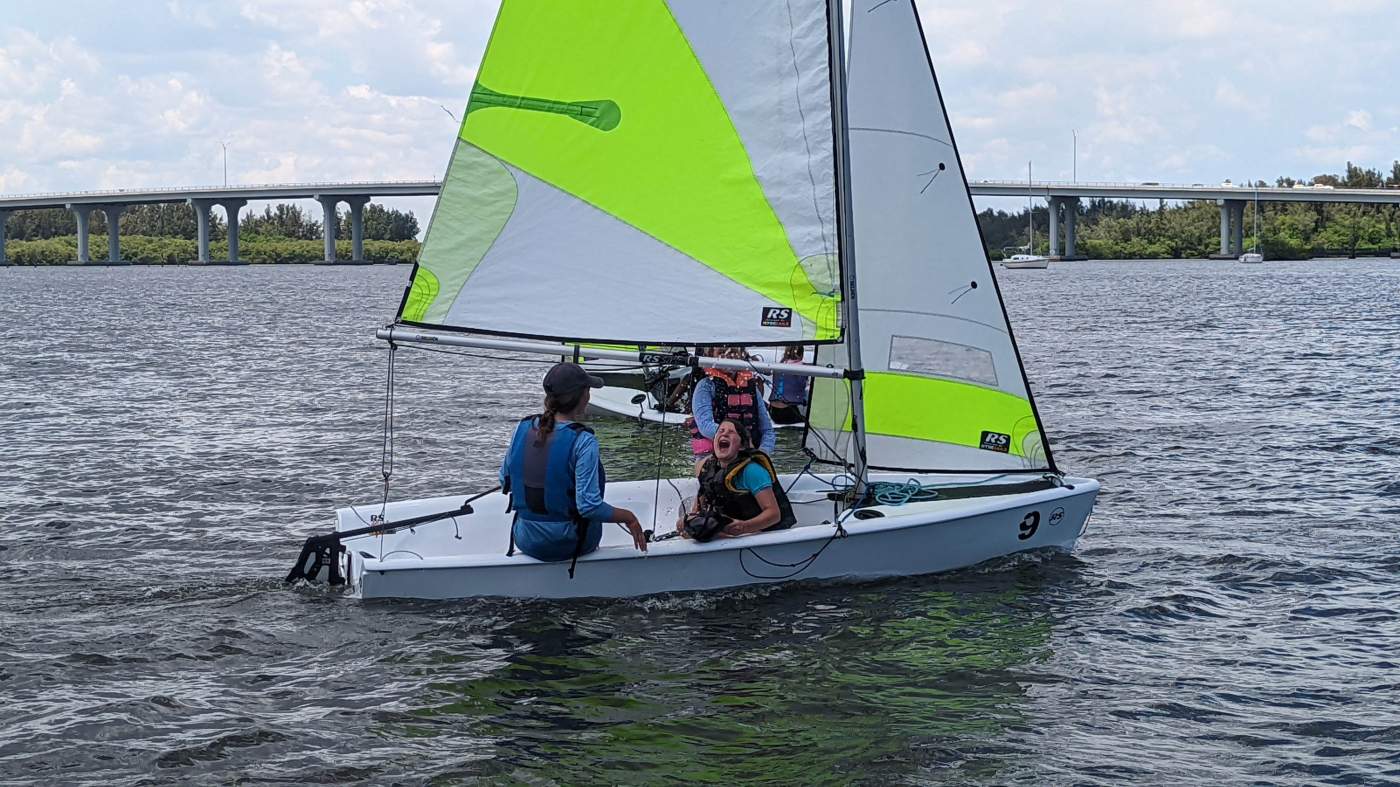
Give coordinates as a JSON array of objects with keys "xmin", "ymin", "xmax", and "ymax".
[{"xmin": 2, "ymin": 260, "xmax": 1399, "ymax": 784}]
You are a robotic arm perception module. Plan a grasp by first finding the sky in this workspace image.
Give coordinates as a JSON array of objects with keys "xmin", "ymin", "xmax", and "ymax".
[{"xmin": 2, "ymin": 0, "xmax": 1398, "ymax": 222}]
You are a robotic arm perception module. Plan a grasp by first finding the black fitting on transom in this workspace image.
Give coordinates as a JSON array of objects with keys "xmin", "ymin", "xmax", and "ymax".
[{"xmin": 843, "ymin": 368, "xmax": 866, "ymax": 381}]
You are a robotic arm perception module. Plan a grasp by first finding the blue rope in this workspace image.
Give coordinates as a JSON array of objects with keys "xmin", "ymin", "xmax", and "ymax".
[
  {"xmin": 789, "ymin": 469, "xmax": 1022, "ymax": 508},
  {"xmin": 871, "ymin": 479, "xmax": 942, "ymax": 506}
]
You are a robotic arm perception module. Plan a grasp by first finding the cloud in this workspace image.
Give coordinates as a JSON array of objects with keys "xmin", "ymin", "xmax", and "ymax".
[
  {"xmin": 2, "ymin": 0, "xmax": 1399, "ymax": 210},
  {"xmin": 1145, "ymin": 0, "xmax": 1240, "ymax": 39},
  {"xmin": 1345, "ymin": 110, "xmax": 1372, "ymax": 131},
  {"xmin": 1215, "ymin": 80, "xmax": 1253, "ymax": 111}
]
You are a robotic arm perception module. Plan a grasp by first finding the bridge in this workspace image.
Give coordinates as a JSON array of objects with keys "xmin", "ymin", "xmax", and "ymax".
[
  {"xmin": 3, "ymin": 178, "xmax": 1399, "ymax": 265},
  {"xmin": 0, "ymin": 180, "xmax": 439, "ymax": 266},
  {"xmin": 972, "ymin": 180, "xmax": 1400, "ymax": 259}
]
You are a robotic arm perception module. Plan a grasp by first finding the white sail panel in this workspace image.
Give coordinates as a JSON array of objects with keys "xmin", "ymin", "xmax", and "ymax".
[
  {"xmin": 444, "ymin": 160, "xmax": 816, "ymax": 344},
  {"xmin": 399, "ymin": 0, "xmax": 842, "ymax": 346},
  {"xmin": 806, "ymin": 0, "xmax": 1054, "ymax": 472}
]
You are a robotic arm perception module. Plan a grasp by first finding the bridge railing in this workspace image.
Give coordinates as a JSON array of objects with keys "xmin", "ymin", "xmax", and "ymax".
[
  {"xmin": 974, "ymin": 179, "xmax": 1229, "ymax": 189},
  {"xmin": 0, "ymin": 178, "xmax": 443, "ymax": 201}
]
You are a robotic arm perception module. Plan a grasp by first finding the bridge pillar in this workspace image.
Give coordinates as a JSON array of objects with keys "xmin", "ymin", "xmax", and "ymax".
[
  {"xmin": 1063, "ymin": 197, "xmax": 1080, "ymax": 258},
  {"xmin": 344, "ymin": 196, "xmax": 371, "ymax": 263},
  {"xmin": 188, "ymin": 198, "xmax": 216, "ymax": 264},
  {"xmin": 102, "ymin": 205, "xmax": 125, "ymax": 264},
  {"xmin": 0, "ymin": 210, "xmax": 8, "ymax": 266},
  {"xmin": 1047, "ymin": 197, "xmax": 1061, "ymax": 257},
  {"xmin": 1230, "ymin": 200, "xmax": 1245, "ymax": 255},
  {"xmin": 1218, "ymin": 201, "xmax": 1230, "ymax": 256},
  {"xmin": 220, "ymin": 199, "xmax": 248, "ymax": 264},
  {"xmin": 314, "ymin": 195, "xmax": 339, "ymax": 263},
  {"xmin": 66, "ymin": 203, "xmax": 94, "ymax": 264}
]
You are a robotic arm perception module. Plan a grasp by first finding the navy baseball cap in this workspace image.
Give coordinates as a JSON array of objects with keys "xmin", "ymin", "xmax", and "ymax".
[{"xmin": 543, "ymin": 362, "xmax": 604, "ymax": 395}]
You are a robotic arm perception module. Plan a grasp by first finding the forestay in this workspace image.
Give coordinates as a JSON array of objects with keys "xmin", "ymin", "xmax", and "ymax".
[
  {"xmin": 806, "ymin": 0, "xmax": 1055, "ymax": 473},
  {"xmin": 398, "ymin": 0, "xmax": 843, "ymax": 346}
]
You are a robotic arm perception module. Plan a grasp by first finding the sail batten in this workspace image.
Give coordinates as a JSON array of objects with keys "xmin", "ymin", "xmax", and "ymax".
[{"xmin": 398, "ymin": 0, "xmax": 843, "ymax": 347}]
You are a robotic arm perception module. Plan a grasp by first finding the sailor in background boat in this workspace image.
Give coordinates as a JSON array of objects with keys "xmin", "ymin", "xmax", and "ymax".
[
  {"xmin": 679, "ymin": 419, "xmax": 796, "ymax": 541},
  {"xmin": 686, "ymin": 347, "xmax": 776, "ymax": 471},
  {"xmin": 501, "ymin": 363, "xmax": 648, "ymax": 569},
  {"xmin": 766, "ymin": 344, "xmax": 810, "ymax": 426}
]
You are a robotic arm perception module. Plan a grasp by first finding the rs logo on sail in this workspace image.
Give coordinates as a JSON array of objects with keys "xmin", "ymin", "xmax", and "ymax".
[{"xmin": 761, "ymin": 307, "xmax": 793, "ymax": 327}]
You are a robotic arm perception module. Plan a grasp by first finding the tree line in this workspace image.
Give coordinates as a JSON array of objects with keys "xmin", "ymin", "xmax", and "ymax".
[
  {"xmin": 4, "ymin": 202, "xmax": 420, "ymax": 242},
  {"xmin": 978, "ymin": 160, "xmax": 1400, "ymax": 260}
]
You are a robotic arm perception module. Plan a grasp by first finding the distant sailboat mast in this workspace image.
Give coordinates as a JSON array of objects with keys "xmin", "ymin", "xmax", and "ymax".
[
  {"xmin": 1028, "ymin": 161, "xmax": 1034, "ymax": 253},
  {"xmin": 1252, "ymin": 185, "xmax": 1261, "ymax": 253}
]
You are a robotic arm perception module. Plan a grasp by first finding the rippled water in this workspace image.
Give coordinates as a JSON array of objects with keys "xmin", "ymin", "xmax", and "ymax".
[{"xmin": 3, "ymin": 260, "xmax": 1399, "ymax": 784}]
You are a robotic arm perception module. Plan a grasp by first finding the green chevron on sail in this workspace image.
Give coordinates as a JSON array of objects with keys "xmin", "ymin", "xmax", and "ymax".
[{"xmin": 467, "ymin": 84, "xmax": 621, "ymax": 132}]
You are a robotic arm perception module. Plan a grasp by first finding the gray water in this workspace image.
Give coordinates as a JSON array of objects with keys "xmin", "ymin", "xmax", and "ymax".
[{"xmin": 2, "ymin": 260, "xmax": 1399, "ymax": 785}]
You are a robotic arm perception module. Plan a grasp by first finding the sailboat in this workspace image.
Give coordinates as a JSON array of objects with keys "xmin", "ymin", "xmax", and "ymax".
[
  {"xmin": 1239, "ymin": 187, "xmax": 1264, "ymax": 263},
  {"xmin": 587, "ymin": 384, "xmax": 805, "ymax": 429},
  {"xmin": 1001, "ymin": 162, "xmax": 1050, "ymax": 269},
  {"xmin": 285, "ymin": 0, "xmax": 1099, "ymax": 600}
]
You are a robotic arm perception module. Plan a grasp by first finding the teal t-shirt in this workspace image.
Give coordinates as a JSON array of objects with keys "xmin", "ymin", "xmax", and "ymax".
[{"xmin": 733, "ymin": 462, "xmax": 774, "ymax": 496}]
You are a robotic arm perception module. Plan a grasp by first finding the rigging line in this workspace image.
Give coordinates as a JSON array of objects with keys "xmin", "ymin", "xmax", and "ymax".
[
  {"xmin": 650, "ymin": 365, "xmax": 674, "ymax": 536},
  {"xmin": 371, "ymin": 342, "xmax": 397, "ymax": 561},
  {"xmin": 380, "ymin": 342, "xmax": 396, "ymax": 515},
  {"xmin": 738, "ymin": 524, "xmax": 845, "ymax": 580}
]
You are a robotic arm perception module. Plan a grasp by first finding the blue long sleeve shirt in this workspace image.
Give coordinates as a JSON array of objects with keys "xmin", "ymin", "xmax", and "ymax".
[
  {"xmin": 499, "ymin": 419, "xmax": 615, "ymax": 522},
  {"xmin": 691, "ymin": 377, "xmax": 776, "ymax": 455}
]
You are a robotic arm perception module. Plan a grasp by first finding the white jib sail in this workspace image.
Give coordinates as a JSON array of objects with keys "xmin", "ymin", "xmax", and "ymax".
[{"xmin": 806, "ymin": 0, "xmax": 1055, "ymax": 472}]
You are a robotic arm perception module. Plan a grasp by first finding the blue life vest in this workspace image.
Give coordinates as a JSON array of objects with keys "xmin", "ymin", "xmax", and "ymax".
[
  {"xmin": 771, "ymin": 369, "xmax": 810, "ymax": 406},
  {"xmin": 502, "ymin": 416, "xmax": 606, "ymax": 524}
]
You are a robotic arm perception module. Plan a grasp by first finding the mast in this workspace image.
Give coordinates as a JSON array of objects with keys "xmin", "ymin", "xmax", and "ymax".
[
  {"xmin": 1253, "ymin": 186, "xmax": 1261, "ymax": 253},
  {"xmin": 827, "ymin": 0, "xmax": 869, "ymax": 492},
  {"xmin": 1027, "ymin": 161, "xmax": 1034, "ymax": 253}
]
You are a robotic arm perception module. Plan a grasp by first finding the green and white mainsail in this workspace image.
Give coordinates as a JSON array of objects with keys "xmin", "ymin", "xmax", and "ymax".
[
  {"xmin": 399, "ymin": 0, "xmax": 842, "ymax": 346},
  {"xmin": 805, "ymin": 0, "xmax": 1056, "ymax": 472}
]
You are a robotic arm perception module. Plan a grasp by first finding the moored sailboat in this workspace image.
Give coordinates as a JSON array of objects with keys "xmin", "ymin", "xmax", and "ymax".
[
  {"xmin": 286, "ymin": 0, "xmax": 1098, "ymax": 600},
  {"xmin": 1239, "ymin": 186, "xmax": 1265, "ymax": 263},
  {"xmin": 1001, "ymin": 161, "xmax": 1050, "ymax": 269}
]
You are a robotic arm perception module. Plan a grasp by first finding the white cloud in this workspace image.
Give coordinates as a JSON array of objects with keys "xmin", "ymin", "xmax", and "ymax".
[
  {"xmin": 1215, "ymin": 80, "xmax": 1252, "ymax": 111},
  {"xmin": 1, "ymin": 0, "xmax": 1399, "ymax": 209},
  {"xmin": 1146, "ymin": 0, "xmax": 1240, "ymax": 39}
]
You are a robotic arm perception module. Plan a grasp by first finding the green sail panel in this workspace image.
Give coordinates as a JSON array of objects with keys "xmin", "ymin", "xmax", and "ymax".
[
  {"xmin": 404, "ymin": 140, "xmax": 516, "ymax": 324},
  {"xmin": 398, "ymin": 0, "xmax": 841, "ymax": 345}
]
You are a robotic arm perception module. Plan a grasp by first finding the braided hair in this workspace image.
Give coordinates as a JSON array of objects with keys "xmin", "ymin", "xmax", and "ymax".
[{"xmin": 536, "ymin": 388, "xmax": 585, "ymax": 445}]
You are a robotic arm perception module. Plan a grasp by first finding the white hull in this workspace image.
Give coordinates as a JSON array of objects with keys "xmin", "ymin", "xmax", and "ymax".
[
  {"xmin": 586, "ymin": 385, "xmax": 687, "ymax": 425},
  {"xmin": 1000, "ymin": 256, "xmax": 1050, "ymax": 270},
  {"xmin": 1238, "ymin": 252, "xmax": 1264, "ymax": 264},
  {"xmin": 587, "ymin": 385, "xmax": 803, "ymax": 429},
  {"xmin": 330, "ymin": 473, "xmax": 1099, "ymax": 600}
]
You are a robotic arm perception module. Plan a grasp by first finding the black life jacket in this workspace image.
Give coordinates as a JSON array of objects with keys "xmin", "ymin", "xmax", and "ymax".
[
  {"xmin": 697, "ymin": 449, "xmax": 796, "ymax": 531},
  {"xmin": 689, "ymin": 375, "xmax": 763, "ymax": 449}
]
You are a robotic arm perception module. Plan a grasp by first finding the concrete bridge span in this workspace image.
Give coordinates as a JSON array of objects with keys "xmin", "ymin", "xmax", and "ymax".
[
  {"xmin": 2, "ymin": 179, "xmax": 1399, "ymax": 265},
  {"xmin": 0, "ymin": 181, "xmax": 439, "ymax": 265}
]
